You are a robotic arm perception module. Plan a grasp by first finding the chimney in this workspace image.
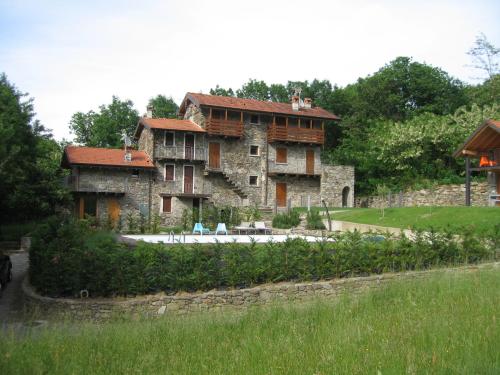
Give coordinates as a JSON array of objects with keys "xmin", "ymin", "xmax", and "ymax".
[
  {"xmin": 124, "ymin": 148, "xmax": 132, "ymax": 162},
  {"xmin": 292, "ymin": 95, "xmax": 299, "ymax": 111},
  {"xmin": 146, "ymin": 105, "xmax": 153, "ymax": 118},
  {"xmin": 304, "ymin": 98, "xmax": 312, "ymax": 109}
]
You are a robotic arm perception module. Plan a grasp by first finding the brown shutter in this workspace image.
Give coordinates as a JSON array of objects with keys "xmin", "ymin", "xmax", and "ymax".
[
  {"xmin": 165, "ymin": 165, "xmax": 174, "ymax": 181},
  {"xmin": 162, "ymin": 197, "xmax": 172, "ymax": 213},
  {"xmin": 276, "ymin": 147, "xmax": 287, "ymax": 163}
]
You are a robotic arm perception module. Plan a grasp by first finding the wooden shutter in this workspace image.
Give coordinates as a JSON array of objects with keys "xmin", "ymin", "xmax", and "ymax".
[
  {"xmin": 165, "ymin": 165, "xmax": 174, "ymax": 181},
  {"xmin": 276, "ymin": 147, "xmax": 287, "ymax": 163},
  {"xmin": 162, "ymin": 197, "xmax": 172, "ymax": 213}
]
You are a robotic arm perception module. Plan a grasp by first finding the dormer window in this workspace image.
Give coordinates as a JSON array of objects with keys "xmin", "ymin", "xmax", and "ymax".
[
  {"xmin": 164, "ymin": 132, "xmax": 174, "ymax": 146},
  {"xmin": 250, "ymin": 114, "xmax": 260, "ymax": 124}
]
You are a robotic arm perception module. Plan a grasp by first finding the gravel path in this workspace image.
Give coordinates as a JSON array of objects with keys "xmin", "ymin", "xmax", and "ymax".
[{"xmin": 0, "ymin": 252, "xmax": 29, "ymax": 324}]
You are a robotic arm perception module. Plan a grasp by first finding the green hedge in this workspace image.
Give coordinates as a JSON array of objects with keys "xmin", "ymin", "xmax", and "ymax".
[{"xmin": 29, "ymin": 217, "xmax": 498, "ymax": 297}]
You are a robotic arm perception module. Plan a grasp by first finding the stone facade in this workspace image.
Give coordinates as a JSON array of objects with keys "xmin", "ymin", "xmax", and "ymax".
[
  {"xmin": 67, "ymin": 97, "xmax": 355, "ymax": 227},
  {"xmin": 22, "ymin": 262, "xmax": 498, "ymax": 321},
  {"xmin": 355, "ymin": 181, "xmax": 491, "ymax": 208},
  {"xmin": 72, "ymin": 167, "xmax": 152, "ymax": 228}
]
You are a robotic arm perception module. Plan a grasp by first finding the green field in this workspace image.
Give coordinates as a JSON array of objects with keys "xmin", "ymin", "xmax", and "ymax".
[
  {"xmin": 2, "ymin": 267, "xmax": 499, "ymax": 374},
  {"xmin": 328, "ymin": 206, "xmax": 500, "ymax": 232}
]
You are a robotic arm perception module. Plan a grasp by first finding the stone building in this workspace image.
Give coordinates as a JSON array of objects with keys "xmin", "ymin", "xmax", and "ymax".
[{"xmin": 62, "ymin": 93, "xmax": 355, "ymax": 226}]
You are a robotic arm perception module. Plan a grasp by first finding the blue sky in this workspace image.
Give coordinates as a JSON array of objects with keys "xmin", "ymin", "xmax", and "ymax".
[{"xmin": 1, "ymin": 0, "xmax": 499, "ymax": 140}]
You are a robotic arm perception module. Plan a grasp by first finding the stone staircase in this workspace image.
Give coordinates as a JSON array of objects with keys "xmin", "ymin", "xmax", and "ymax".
[{"xmin": 205, "ymin": 168, "xmax": 249, "ymax": 199}]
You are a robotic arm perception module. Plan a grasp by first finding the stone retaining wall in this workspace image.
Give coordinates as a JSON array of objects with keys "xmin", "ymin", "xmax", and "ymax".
[
  {"xmin": 355, "ymin": 181, "xmax": 490, "ymax": 208},
  {"xmin": 22, "ymin": 262, "xmax": 498, "ymax": 321}
]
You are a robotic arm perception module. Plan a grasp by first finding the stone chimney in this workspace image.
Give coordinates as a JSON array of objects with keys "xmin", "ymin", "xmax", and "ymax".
[
  {"xmin": 304, "ymin": 98, "xmax": 312, "ymax": 109},
  {"xmin": 292, "ymin": 95, "xmax": 299, "ymax": 111},
  {"xmin": 146, "ymin": 105, "xmax": 153, "ymax": 118}
]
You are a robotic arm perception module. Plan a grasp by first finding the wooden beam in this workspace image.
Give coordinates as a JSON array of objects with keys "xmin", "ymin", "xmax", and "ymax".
[
  {"xmin": 286, "ymin": 117, "xmax": 288, "ymax": 128},
  {"xmin": 209, "ymin": 108, "xmax": 212, "ymax": 120},
  {"xmin": 225, "ymin": 109, "xmax": 227, "ymax": 120},
  {"xmin": 462, "ymin": 149, "xmax": 478, "ymax": 156},
  {"xmin": 465, "ymin": 157, "xmax": 471, "ymax": 206},
  {"xmin": 240, "ymin": 111, "xmax": 243, "ymax": 122}
]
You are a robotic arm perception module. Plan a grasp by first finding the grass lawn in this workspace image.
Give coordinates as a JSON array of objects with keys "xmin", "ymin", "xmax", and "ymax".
[
  {"xmin": 1, "ymin": 267, "xmax": 499, "ymax": 374},
  {"xmin": 328, "ymin": 206, "xmax": 500, "ymax": 232}
]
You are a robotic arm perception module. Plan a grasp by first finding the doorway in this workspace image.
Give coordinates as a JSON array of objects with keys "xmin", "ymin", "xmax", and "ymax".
[
  {"xmin": 276, "ymin": 182, "xmax": 287, "ymax": 207},
  {"xmin": 185, "ymin": 134, "xmax": 195, "ymax": 159},
  {"xmin": 184, "ymin": 165, "xmax": 194, "ymax": 194},
  {"xmin": 209, "ymin": 142, "xmax": 220, "ymax": 169},
  {"xmin": 306, "ymin": 149, "xmax": 315, "ymax": 174},
  {"xmin": 342, "ymin": 186, "xmax": 350, "ymax": 207}
]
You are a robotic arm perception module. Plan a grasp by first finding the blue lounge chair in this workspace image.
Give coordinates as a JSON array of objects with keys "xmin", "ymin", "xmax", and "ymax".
[
  {"xmin": 192, "ymin": 222, "xmax": 210, "ymax": 235},
  {"xmin": 215, "ymin": 223, "xmax": 228, "ymax": 235}
]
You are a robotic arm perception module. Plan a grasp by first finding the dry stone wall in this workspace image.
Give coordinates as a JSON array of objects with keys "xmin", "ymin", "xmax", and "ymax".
[
  {"xmin": 22, "ymin": 263, "xmax": 498, "ymax": 321},
  {"xmin": 355, "ymin": 181, "xmax": 491, "ymax": 208}
]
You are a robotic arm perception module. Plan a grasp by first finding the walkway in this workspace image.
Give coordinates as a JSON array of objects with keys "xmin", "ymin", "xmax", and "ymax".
[{"xmin": 0, "ymin": 252, "xmax": 28, "ymax": 324}]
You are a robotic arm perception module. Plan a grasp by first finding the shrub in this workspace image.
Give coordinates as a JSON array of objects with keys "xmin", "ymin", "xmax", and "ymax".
[
  {"xmin": 29, "ymin": 217, "xmax": 498, "ymax": 297},
  {"xmin": 306, "ymin": 209, "xmax": 325, "ymax": 230},
  {"xmin": 272, "ymin": 210, "xmax": 300, "ymax": 229}
]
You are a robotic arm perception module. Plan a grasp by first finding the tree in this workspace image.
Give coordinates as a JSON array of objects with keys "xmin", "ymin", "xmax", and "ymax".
[
  {"xmin": 236, "ymin": 79, "xmax": 270, "ymax": 101},
  {"xmin": 467, "ymin": 33, "xmax": 499, "ymax": 79},
  {"xmin": 209, "ymin": 85, "xmax": 235, "ymax": 97},
  {"xmin": 69, "ymin": 96, "xmax": 139, "ymax": 148},
  {"xmin": 0, "ymin": 73, "xmax": 69, "ymax": 223},
  {"xmin": 148, "ymin": 95, "xmax": 178, "ymax": 119}
]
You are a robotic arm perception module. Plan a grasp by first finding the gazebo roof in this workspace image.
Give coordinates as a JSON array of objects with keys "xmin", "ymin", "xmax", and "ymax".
[{"xmin": 453, "ymin": 119, "xmax": 500, "ymax": 158}]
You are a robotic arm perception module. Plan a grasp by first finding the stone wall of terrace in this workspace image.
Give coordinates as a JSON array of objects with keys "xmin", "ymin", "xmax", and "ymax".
[
  {"xmin": 22, "ymin": 263, "xmax": 498, "ymax": 321},
  {"xmin": 355, "ymin": 181, "xmax": 491, "ymax": 208}
]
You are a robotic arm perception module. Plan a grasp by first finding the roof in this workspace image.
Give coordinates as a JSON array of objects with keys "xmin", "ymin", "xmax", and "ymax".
[
  {"xmin": 134, "ymin": 118, "xmax": 205, "ymax": 139},
  {"xmin": 62, "ymin": 146, "xmax": 155, "ymax": 169},
  {"xmin": 179, "ymin": 92, "xmax": 340, "ymax": 120},
  {"xmin": 453, "ymin": 119, "xmax": 500, "ymax": 158}
]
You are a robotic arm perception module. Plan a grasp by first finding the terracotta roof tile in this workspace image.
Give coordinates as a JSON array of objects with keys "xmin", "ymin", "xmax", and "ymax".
[
  {"xmin": 63, "ymin": 146, "xmax": 155, "ymax": 169},
  {"xmin": 135, "ymin": 118, "xmax": 205, "ymax": 139},
  {"xmin": 181, "ymin": 92, "xmax": 340, "ymax": 120}
]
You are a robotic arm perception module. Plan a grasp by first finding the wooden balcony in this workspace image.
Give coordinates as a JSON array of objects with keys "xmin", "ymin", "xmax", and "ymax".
[
  {"xmin": 154, "ymin": 146, "xmax": 207, "ymax": 162},
  {"xmin": 268, "ymin": 125, "xmax": 324, "ymax": 144},
  {"xmin": 64, "ymin": 176, "xmax": 126, "ymax": 195},
  {"xmin": 267, "ymin": 160, "xmax": 321, "ymax": 177},
  {"xmin": 205, "ymin": 119, "xmax": 244, "ymax": 138}
]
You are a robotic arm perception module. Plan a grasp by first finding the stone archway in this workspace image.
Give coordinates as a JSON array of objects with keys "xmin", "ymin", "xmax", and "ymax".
[{"xmin": 342, "ymin": 186, "xmax": 350, "ymax": 207}]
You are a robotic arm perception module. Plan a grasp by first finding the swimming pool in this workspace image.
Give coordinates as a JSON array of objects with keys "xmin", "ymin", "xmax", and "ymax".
[{"xmin": 123, "ymin": 233, "xmax": 326, "ymax": 245}]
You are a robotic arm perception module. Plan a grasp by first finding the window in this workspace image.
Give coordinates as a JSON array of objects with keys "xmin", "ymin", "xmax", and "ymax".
[
  {"xmin": 165, "ymin": 164, "xmax": 175, "ymax": 181},
  {"xmin": 275, "ymin": 117, "xmax": 286, "ymax": 126},
  {"xmin": 249, "ymin": 176, "xmax": 258, "ymax": 186},
  {"xmin": 131, "ymin": 169, "xmax": 139, "ymax": 178},
  {"xmin": 250, "ymin": 114, "xmax": 260, "ymax": 124},
  {"xmin": 249, "ymin": 145, "xmax": 259, "ymax": 156},
  {"xmin": 276, "ymin": 147, "xmax": 287, "ymax": 164},
  {"xmin": 165, "ymin": 132, "xmax": 174, "ymax": 146},
  {"xmin": 162, "ymin": 196, "xmax": 172, "ymax": 213}
]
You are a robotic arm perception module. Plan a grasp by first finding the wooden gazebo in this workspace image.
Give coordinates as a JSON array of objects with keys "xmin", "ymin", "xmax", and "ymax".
[{"xmin": 453, "ymin": 119, "xmax": 500, "ymax": 206}]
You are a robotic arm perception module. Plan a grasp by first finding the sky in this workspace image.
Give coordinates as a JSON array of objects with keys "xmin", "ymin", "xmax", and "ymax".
[{"xmin": 1, "ymin": 0, "xmax": 499, "ymax": 140}]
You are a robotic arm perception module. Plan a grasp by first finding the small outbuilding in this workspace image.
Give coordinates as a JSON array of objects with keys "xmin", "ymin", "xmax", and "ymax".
[{"xmin": 453, "ymin": 119, "xmax": 500, "ymax": 206}]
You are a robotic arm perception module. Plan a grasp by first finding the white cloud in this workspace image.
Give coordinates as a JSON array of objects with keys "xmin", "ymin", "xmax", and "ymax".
[{"xmin": 0, "ymin": 0, "xmax": 499, "ymax": 140}]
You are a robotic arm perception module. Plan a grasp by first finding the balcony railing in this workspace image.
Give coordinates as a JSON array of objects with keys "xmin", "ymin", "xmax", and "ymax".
[
  {"xmin": 155, "ymin": 146, "xmax": 207, "ymax": 161},
  {"xmin": 268, "ymin": 160, "xmax": 321, "ymax": 176},
  {"xmin": 206, "ymin": 118, "xmax": 244, "ymax": 137},
  {"xmin": 268, "ymin": 125, "xmax": 324, "ymax": 144},
  {"xmin": 64, "ymin": 176, "xmax": 127, "ymax": 194},
  {"xmin": 157, "ymin": 180, "xmax": 213, "ymax": 197}
]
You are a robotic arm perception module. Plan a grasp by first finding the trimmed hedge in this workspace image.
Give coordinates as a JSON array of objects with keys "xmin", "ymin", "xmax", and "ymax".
[{"xmin": 29, "ymin": 217, "xmax": 498, "ymax": 297}]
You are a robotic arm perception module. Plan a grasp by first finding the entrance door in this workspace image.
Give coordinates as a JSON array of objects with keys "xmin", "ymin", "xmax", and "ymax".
[
  {"xmin": 185, "ymin": 134, "xmax": 195, "ymax": 159},
  {"xmin": 276, "ymin": 182, "xmax": 287, "ymax": 207},
  {"xmin": 209, "ymin": 142, "xmax": 220, "ymax": 169},
  {"xmin": 306, "ymin": 149, "xmax": 315, "ymax": 174},
  {"xmin": 184, "ymin": 166, "xmax": 194, "ymax": 194},
  {"xmin": 77, "ymin": 195, "xmax": 97, "ymax": 219},
  {"xmin": 107, "ymin": 198, "xmax": 121, "ymax": 227}
]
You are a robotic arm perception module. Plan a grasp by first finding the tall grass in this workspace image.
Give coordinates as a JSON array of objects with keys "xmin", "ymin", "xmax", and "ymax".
[{"xmin": 2, "ymin": 267, "xmax": 499, "ymax": 374}]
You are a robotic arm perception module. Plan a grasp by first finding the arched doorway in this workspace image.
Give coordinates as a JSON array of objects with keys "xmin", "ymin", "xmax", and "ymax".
[{"xmin": 342, "ymin": 186, "xmax": 350, "ymax": 207}]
